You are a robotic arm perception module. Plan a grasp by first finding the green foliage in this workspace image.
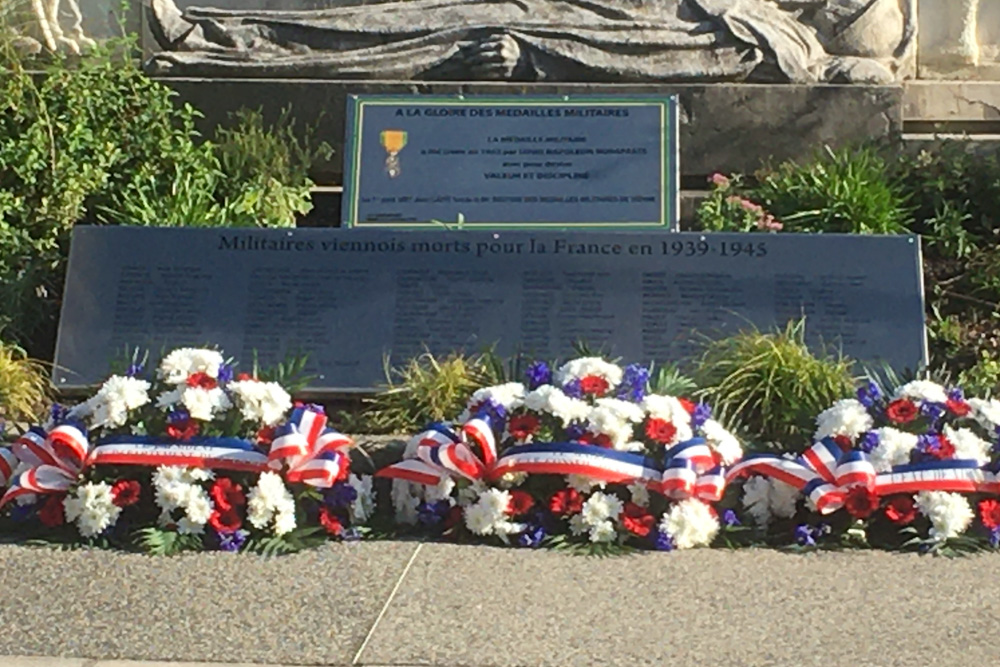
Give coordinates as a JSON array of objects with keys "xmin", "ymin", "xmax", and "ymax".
[
  {"xmin": 692, "ymin": 319, "xmax": 857, "ymax": 450},
  {"xmin": 542, "ymin": 533, "xmax": 639, "ymax": 557},
  {"xmin": 648, "ymin": 362, "xmax": 697, "ymax": 397},
  {"xmin": 243, "ymin": 526, "xmax": 329, "ymax": 556},
  {"xmin": 695, "ymin": 173, "xmax": 781, "ymax": 232},
  {"xmin": 345, "ymin": 350, "xmax": 503, "ymax": 434},
  {"xmin": 135, "ymin": 527, "xmax": 204, "ymax": 556},
  {"xmin": 0, "ymin": 340, "xmax": 48, "ymax": 425},
  {"xmin": 0, "ymin": 36, "xmax": 319, "ymax": 357}
]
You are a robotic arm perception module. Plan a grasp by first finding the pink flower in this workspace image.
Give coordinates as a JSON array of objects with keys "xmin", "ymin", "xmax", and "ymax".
[
  {"xmin": 757, "ymin": 215, "xmax": 783, "ymax": 231},
  {"xmin": 709, "ymin": 173, "xmax": 730, "ymax": 188}
]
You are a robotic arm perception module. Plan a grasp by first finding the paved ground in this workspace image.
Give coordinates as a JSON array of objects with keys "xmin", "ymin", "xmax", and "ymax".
[{"xmin": 0, "ymin": 542, "xmax": 997, "ymax": 666}]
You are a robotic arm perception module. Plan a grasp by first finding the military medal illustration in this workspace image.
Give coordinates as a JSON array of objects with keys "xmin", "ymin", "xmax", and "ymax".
[{"xmin": 380, "ymin": 129, "xmax": 408, "ymax": 178}]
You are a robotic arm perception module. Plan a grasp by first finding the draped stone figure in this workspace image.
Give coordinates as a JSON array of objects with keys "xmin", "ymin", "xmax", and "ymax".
[{"xmin": 146, "ymin": 0, "xmax": 916, "ymax": 83}]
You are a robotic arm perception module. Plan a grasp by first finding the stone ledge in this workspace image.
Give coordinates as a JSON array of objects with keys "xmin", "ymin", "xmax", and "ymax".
[
  {"xmin": 904, "ymin": 80, "xmax": 1000, "ymax": 124},
  {"xmin": 159, "ymin": 79, "xmax": 902, "ymax": 182}
]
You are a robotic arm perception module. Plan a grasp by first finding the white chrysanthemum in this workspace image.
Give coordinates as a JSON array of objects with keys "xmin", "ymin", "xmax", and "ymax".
[
  {"xmin": 158, "ymin": 348, "xmax": 225, "ymax": 385},
  {"xmin": 227, "ymin": 380, "xmax": 292, "ymax": 426},
  {"xmin": 246, "ymin": 471, "xmax": 296, "ymax": 535},
  {"xmin": 770, "ymin": 479, "xmax": 799, "ymax": 519},
  {"xmin": 628, "ymin": 483, "xmax": 650, "ymax": 507},
  {"xmin": 814, "ymin": 399, "xmax": 873, "ymax": 441},
  {"xmin": 586, "ymin": 408, "xmax": 633, "ymax": 450},
  {"xmin": 496, "ymin": 471, "xmax": 528, "ymax": 489},
  {"xmin": 391, "ymin": 479, "xmax": 421, "ymax": 525},
  {"xmin": 273, "ymin": 507, "xmax": 297, "ymax": 536},
  {"xmin": 969, "ymin": 398, "xmax": 1000, "ymax": 430},
  {"xmin": 184, "ymin": 488, "xmax": 214, "ymax": 525},
  {"xmin": 423, "ymin": 476, "xmax": 455, "ymax": 503},
  {"xmin": 464, "ymin": 383, "xmax": 526, "ymax": 415},
  {"xmin": 463, "ymin": 502, "xmax": 496, "ymax": 535},
  {"xmin": 568, "ymin": 514, "xmax": 587, "ymax": 536},
  {"xmin": 185, "ymin": 467, "xmax": 214, "ymax": 483},
  {"xmin": 154, "ymin": 480, "xmax": 190, "ymax": 512},
  {"xmin": 462, "ymin": 489, "xmax": 517, "ymax": 536},
  {"xmin": 523, "ymin": 385, "xmax": 591, "ymax": 426},
  {"xmin": 555, "ymin": 357, "xmax": 623, "ymax": 386},
  {"xmin": 894, "ymin": 380, "xmax": 949, "ymax": 405},
  {"xmin": 701, "ymin": 419, "xmax": 742, "ymax": 465},
  {"xmin": 494, "ymin": 519, "xmax": 527, "ymax": 537},
  {"xmin": 589, "ymin": 520, "xmax": 617, "ymax": 543},
  {"xmin": 348, "ymin": 474, "xmax": 376, "ymax": 523},
  {"xmin": 741, "ymin": 476, "xmax": 799, "ymax": 526},
  {"xmin": 478, "ymin": 488, "xmax": 511, "ymax": 516},
  {"xmin": 594, "ymin": 398, "xmax": 645, "ymax": 423},
  {"xmin": 64, "ymin": 482, "xmax": 121, "ymax": 538},
  {"xmin": 85, "ymin": 375, "xmax": 151, "ymax": 428},
  {"xmin": 180, "ymin": 386, "xmax": 232, "ymax": 422},
  {"xmin": 176, "ymin": 516, "xmax": 205, "ymax": 535},
  {"xmin": 580, "ymin": 491, "xmax": 623, "ymax": 527},
  {"xmin": 155, "ymin": 388, "xmax": 182, "ymax": 411},
  {"xmin": 944, "ymin": 425, "xmax": 990, "ymax": 465},
  {"xmin": 915, "ymin": 491, "xmax": 973, "ymax": 542},
  {"xmin": 566, "ymin": 474, "xmax": 605, "ymax": 494},
  {"xmin": 660, "ymin": 499, "xmax": 719, "ymax": 549},
  {"xmin": 869, "ymin": 427, "xmax": 919, "ymax": 472}
]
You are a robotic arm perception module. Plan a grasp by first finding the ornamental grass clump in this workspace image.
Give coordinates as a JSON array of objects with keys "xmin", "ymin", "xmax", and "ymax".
[
  {"xmin": 0, "ymin": 340, "xmax": 48, "ymax": 426},
  {"xmin": 693, "ymin": 319, "xmax": 857, "ymax": 451}
]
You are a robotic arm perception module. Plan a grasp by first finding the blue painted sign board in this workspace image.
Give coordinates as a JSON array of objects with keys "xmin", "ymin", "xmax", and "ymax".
[
  {"xmin": 55, "ymin": 227, "xmax": 926, "ymax": 393},
  {"xmin": 341, "ymin": 96, "xmax": 678, "ymax": 229}
]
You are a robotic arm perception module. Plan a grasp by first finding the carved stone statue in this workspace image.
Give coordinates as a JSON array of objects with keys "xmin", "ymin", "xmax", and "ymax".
[
  {"xmin": 146, "ymin": 0, "xmax": 916, "ymax": 83},
  {"xmin": 8, "ymin": 0, "xmax": 96, "ymax": 55}
]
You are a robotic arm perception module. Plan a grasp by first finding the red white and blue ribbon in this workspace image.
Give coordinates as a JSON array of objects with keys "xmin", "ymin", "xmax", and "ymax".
[
  {"xmin": 1, "ymin": 424, "xmax": 91, "ymax": 506},
  {"xmin": 657, "ymin": 439, "xmax": 726, "ymax": 502},
  {"xmin": 377, "ymin": 418, "xmax": 499, "ymax": 485},
  {"xmin": 89, "ymin": 436, "xmax": 269, "ymax": 472},
  {"xmin": 489, "ymin": 442, "xmax": 663, "ymax": 485},
  {"xmin": 268, "ymin": 407, "xmax": 353, "ymax": 487},
  {"xmin": 726, "ymin": 437, "xmax": 999, "ymax": 514}
]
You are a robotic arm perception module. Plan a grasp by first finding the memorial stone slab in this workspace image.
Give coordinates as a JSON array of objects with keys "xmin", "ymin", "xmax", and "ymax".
[
  {"xmin": 341, "ymin": 96, "xmax": 678, "ymax": 229},
  {"xmin": 55, "ymin": 227, "xmax": 927, "ymax": 393}
]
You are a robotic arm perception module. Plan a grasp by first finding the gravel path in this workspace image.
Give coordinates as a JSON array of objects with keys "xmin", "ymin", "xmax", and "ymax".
[{"xmin": 0, "ymin": 542, "xmax": 998, "ymax": 666}]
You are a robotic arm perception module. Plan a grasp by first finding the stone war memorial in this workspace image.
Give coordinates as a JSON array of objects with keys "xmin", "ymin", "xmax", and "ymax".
[{"xmin": 7, "ymin": 2, "xmax": 1000, "ymax": 662}]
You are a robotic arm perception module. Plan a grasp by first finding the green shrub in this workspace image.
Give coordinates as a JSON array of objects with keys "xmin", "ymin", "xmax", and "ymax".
[
  {"xmin": 695, "ymin": 173, "xmax": 782, "ymax": 232},
  {"xmin": 747, "ymin": 144, "xmax": 910, "ymax": 235},
  {"xmin": 692, "ymin": 319, "xmax": 857, "ymax": 451},
  {"xmin": 0, "ymin": 36, "xmax": 321, "ymax": 357},
  {"xmin": 343, "ymin": 351, "xmax": 503, "ymax": 434},
  {"xmin": 0, "ymin": 340, "xmax": 48, "ymax": 426}
]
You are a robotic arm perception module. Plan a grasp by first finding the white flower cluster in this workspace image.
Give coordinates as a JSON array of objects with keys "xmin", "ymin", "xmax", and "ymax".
[
  {"xmin": 915, "ymin": 491, "xmax": 973, "ymax": 542},
  {"xmin": 701, "ymin": 418, "xmax": 743, "ymax": 466},
  {"xmin": 64, "ymin": 482, "xmax": 122, "ymax": 538},
  {"xmin": 587, "ymin": 398, "xmax": 646, "ymax": 451},
  {"xmin": 814, "ymin": 399, "xmax": 873, "ymax": 441},
  {"xmin": 71, "ymin": 375, "xmax": 151, "ymax": 429},
  {"xmin": 868, "ymin": 427, "xmax": 918, "ymax": 472},
  {"xmin": 523, "ymin": 385, "xmax": 590, "ymax": 426},
  {"xmin": 463, "ymin": 488, "xmax": 523, "ymax": 537},
  {"xmin": 741, "ymin": 475, "xmax": 799, "ymax": 526},
  {"xmin": 461, "ymin": 383, "xmax": 526, "ymax": 421},
  {"xmin": 158, "ymin": 348, "xmax": 225, "ymax": 384},
  {"xmin": 943, "ymin": 425, "xmax": 991, "ymax": 466},
  {"xmin": 152, "ymin": 465, "xmax": 215, "ymax": 535},
  {"xmin": 570, "ymin": 491, "xmax": 623, "ymax": 543},
  {"xmin": 247, "ymin": 471, "xmax": 296, "ymax": 535},
  {"xmin": 894, "ymin": 380, "xmax": 949, "ymax": 405},
  {"xmin": 641, "ymin": 394, "xmax": 694, "ymax": 445},
  {"xmin": 660, "ymin": 499, "xmax": 719, "ymax": 549},
  {"xmin": 555, "ymin": 357, "xmax": 624, "ymax": 386},
  {"xmin": 227, "ymin": 379, "xmax": 292, "ymax": 426},
  {"xmin": 347, "ymin": 474, "xmax": 376, "ymax": 523},
  {"xmin": 969, "ymin": 398, "xmax": 1000, "ymax": 432}
]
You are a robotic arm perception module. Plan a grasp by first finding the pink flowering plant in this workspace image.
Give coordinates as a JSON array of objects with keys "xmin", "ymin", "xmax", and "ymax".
[
  {"xmin": 379, "ymin": 357, "xmax": 745, "ymax": 553},
  {"xmin": 695, "ymin": 173, "xmax": 782, "ymax": 232},
  {"xmin": 0, "ymin": 347, "xmax": 375, "ymax": 554}
]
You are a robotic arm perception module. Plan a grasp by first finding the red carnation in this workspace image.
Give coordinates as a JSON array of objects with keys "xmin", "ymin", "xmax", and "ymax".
[
  {"xmin": 166, "ymin": 419, "xmax": 200, "ymax": 441},
  {"xmin": 884, "ymin": 495, "xmax": 918, "ymax": 524},
  {"xmin": 946, "ymin": 399, "xmax": 971, "ymax": 417},
  {"xmin": 508, "ymin": 414, "xmax": 540, "ymax": 441},
  {"xmin": 507, "ymin": 490, "xmax": 535, "ymax": 516},
  {"xmin": 843, "ymin": 486, "xmax": 880, "ymax": 519},
  {"xmin": 38, "ymin": 495, "xmax": 65, "ymax": 527},
  {"xmin": 833, "ymin": 435, "xmax": 853, "ymax": 450},
  {"xmin": 886, "ymin": 399, "xmax": 919, "ymax": 424},
  {"xmin": 237, "ymin": 372, "xmax": 256, "ymax": 382},
  {"xmin": 256, "ymin": 426, "xmax": 276, "ymax": 446},
  {"xmin": 979, "ymin": 499, "xmax": 1000, "ymax": 531},
  {"xmin": 621, "ymin": 502, "xmax": 655, "ymax": 537},
  {"xmin": 678, "ymin": 398, "xmax": 696, "ymax": 414},
  {"xmin": 549, "ymin": 488, "xmax": 584, "ymax": 516},
  {"xmin": 579, "ymin": 375, "xmax": 610, "ymax": 397},
  {"xmin": 318, "ymin": 507, "xmax": 344, "ymax": 536},
  {"xmin": 645, "ymin": 418, "xmax": 678, "ymax": 444},
  {"xmin": 186, "ymin": 372, "xmax": 218, "ymax": 390},
  {"xmin": 443, "ymin": 505, "xmax": 464, "ymax": 531},
  {"xmin": 579, "ymin": 432, "xmax": 613, "ymax": 448},
  {"xmin": 210, "ymin": 478, "xmax": 246, "ymax": 512},
  {"xmin": 209, "ymin": 508, "xmax": 243, "ymax": 534},
  {"xmin": 931, "ymin": 435, "xmax": 956, "ymax": 460},
  {"xmin": 111, "ymin": 480, "xmax": 141, "ymax": 508}
]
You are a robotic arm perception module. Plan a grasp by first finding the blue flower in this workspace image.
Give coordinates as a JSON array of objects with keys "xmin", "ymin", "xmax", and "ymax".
[
  {"xmin": 518, "ymin": 524, "xmax": 547, "ymax": 548},
  {"xmin": 218, "ymin": 529, "xmax": 248, "ymax": 552},
  {"xmin": 652, "ymin": 530, "xmax": 675, "ymax": 551},
  {"xmin": 305, "ymin": 403, "xmax": 326, "ymax": 415},
  {"xmin": 168, "ymin": 408, "xmax": 191, "ymax": 424},
  {"xmin": 125, "ymin": 362, "xmax": 144, "ymax": 378},
  {"xmin": 563, "ymin": 379, "xmax": 583, "ymax": 399},
  {"xmin": 794, "ymin": 524, "xmax": 816, "ymax": 547},
  {"xmin": 525, "ymin": 361, "xmax": 552, "ymax": 390},
  {"xmin": 49, "ymin": 404, "xmax": 68, "ymax": 425},
  {"xmin": 722, "ymin": 509, "xmax": 740, "ymax": 527},
  {"xmin": 858, "ymin": 431, "xmax": 880, "ymax": 453},
  {"xmin": 692, "ymin": 402, "xmax": 713, "ymax": 429},
  {"xmin": 565, "ymin": 421, "xmax": 588, "ymax": 441},
  {"xmin": 616, "ymin": 364, "xmax": 650, "ymax": 402},
  {"xmin": 856, "ymin": 381, "xmax": 882, "ymax": 408},
  {"xmin": 474, "ymin": 399, "xmax": 508, "ymax": 428},
  {"xmin": 948, "ymin": 387, "xmax": 966, "ymax": 403},
  {"xmin": 991, "ymin": 528, "xmax": 1000, "ymax": 549},
  {"xmin": 324, "ymin": 482, "xmax": 358, "ymax": 509},
  {"xmin": 217, "ymin": 364, "xmax": 235, "ymax": 384},
  {"xmin": 341, "ymin": 527, "xmax": 362, "ymax": 542},
  {"xmin": 417, "ymin": 500, "xmax": 451, "ymax": 526},
  {"xmin": 920, "ymin": 402, "xmax": 945, "ymax": 426},
  {"xmin": 9, "ymin": 503, "xmax": 34, "ymax": 523}
]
